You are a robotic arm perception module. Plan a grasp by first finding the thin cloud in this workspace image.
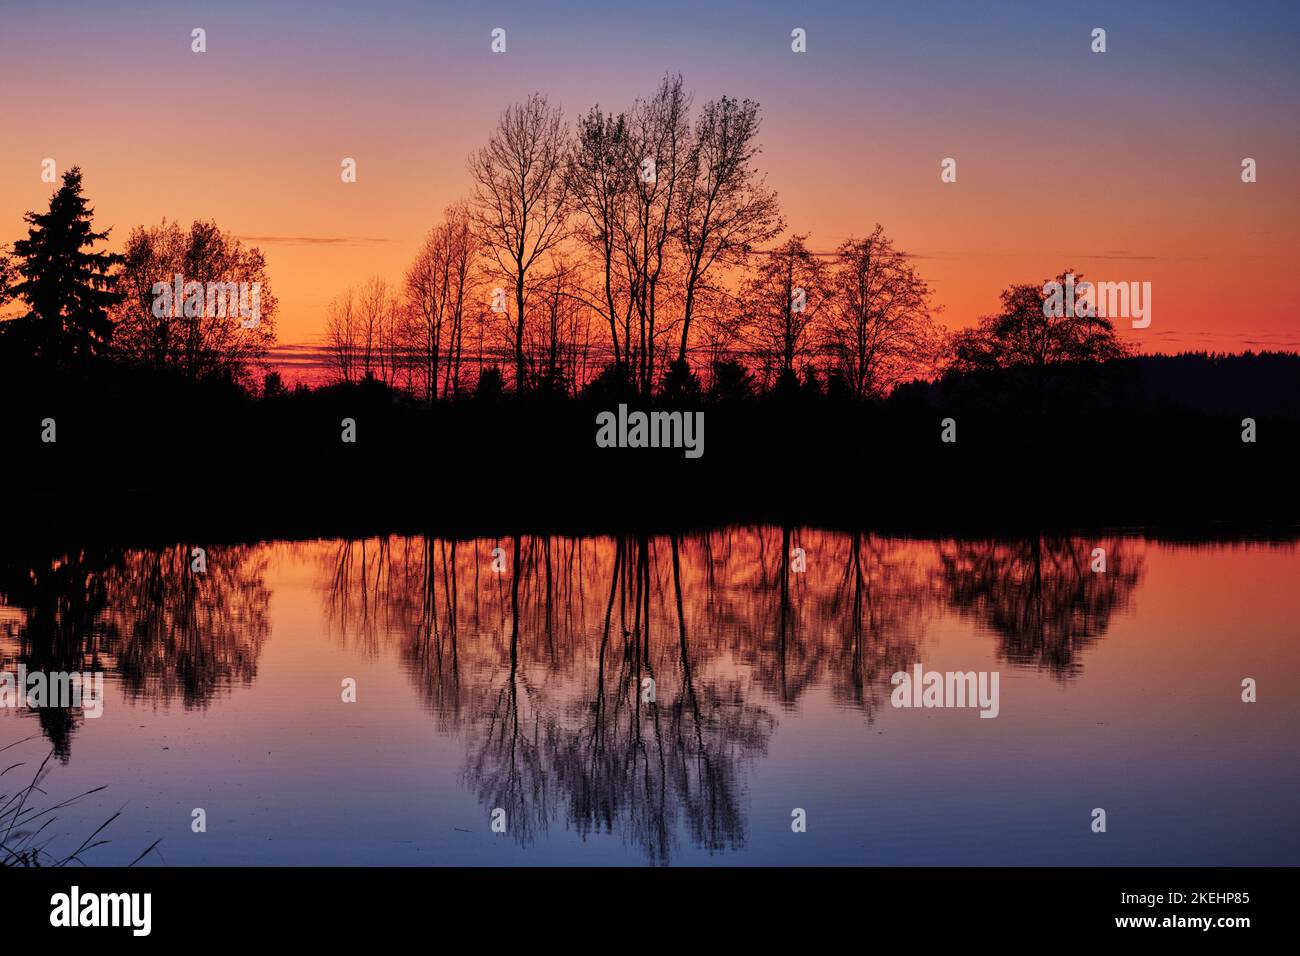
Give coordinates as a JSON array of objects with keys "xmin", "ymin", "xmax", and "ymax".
[{"xmin": 236, "ymin": 235, "xmax": 396, "ymax": 247}]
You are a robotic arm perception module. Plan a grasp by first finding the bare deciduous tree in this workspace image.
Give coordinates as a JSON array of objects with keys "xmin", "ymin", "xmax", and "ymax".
[
  {"xmin": 526, "ymin": 259, "xmax": 597, "ymax": 396},
  {"xmin": 567, "ymin": 106, "xmax": 635, "ymax": 376},
  {"xmin": 623, "ymin": 74, "xmax": 690, "ymax": 395},
  {"xmin": 825, "ymin": 226, "xmax": 941, "ymax": 398},
  {"xmin": 324, "ymin": 277, "xmax": 404, "ymax": 386},
  {"xmin": 406, "ymin": 203, "xmax": 478, "ymax": 401},
  {"xmin": 674, "ymin": 95, "xmax": 783, "ymax": 366},
  {"xmin": 741, "ymin": 235, "xmax": 827, "ymax": 388},
  {"xmin": 469, "ymin": 94, "xmax": 570, "ymax": 396},
  {"xmin": 324, "ymin": 287, "xmax": 358, "ymax": 384}
]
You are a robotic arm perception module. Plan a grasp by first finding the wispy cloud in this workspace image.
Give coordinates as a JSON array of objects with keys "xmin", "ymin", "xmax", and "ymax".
[{"xmin": 236, "ymin": 235, "xmax": 395, "ymax": 247}]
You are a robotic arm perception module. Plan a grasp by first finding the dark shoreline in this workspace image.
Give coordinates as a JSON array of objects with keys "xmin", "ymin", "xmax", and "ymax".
[
  {"xmin": 5, "ymin": 447, "xmax": 1298, "ymax": 549},
  {"xmin": 4, "ymin": 352, "xmax": 1298, "ymax": 548}
]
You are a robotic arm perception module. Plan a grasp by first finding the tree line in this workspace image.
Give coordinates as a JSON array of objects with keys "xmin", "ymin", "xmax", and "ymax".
[
  {"xmin": 326, "ymin": 76, "xmax": 954, "ymax": 400},
  {"xmin": 323, "ymin": 74, "xmax": 1129, "ymax": 401},
  {"xmin": 0, "ymin": 168, "xmax": 277, "ymax": 389},
  {"xmin": 0, "ymin": 78, "xmax": 1130, "ymax": 400}
]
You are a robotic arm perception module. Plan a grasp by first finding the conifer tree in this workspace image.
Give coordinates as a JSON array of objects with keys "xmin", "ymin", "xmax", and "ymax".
[{"xmin": 6, "ymin": 167, "xmax": 121, "ymax": 363}]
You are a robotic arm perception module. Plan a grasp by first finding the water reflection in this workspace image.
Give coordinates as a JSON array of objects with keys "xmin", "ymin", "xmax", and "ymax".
[
  {"xmin": 0, "ymin": 529, "xmax": 1161, "ymax": 860},
  {"xmin": 938, "ymin": 537, "xmax": 1143, "ymax": 677},
  {"xmin": 0, "ymin": 545, "xmax": 270, "ymax": 760}
]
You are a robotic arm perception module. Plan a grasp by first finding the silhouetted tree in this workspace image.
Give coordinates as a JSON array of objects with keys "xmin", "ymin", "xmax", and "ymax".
[
  {"xmin": 2, "ymin": 168, "xmax": 121, "ymax": 365},
  {"xmin": 950, "ymin": 269, "xmax": 1130, "ymax": 374},
  {"xmin": 323, "ymin": 278, "xmax": 403, "ymax": 386},
  {"xmin": 706, "ymin": 358, "xmax": 754, "ymax": 402},
  {"xmin": 0, "ymin": 248, "xmax": 15, "ymax": 309},
  {"xmin": 659, "ymin": 357, "xmax": 702, "ymax": 401},
  {"xmin": 262, "ymin": 370, "xmax": 286, "ymax": 397},
  {"xmin": 741, "ymin": 234, "xmax": 827, "ymax": 388},
  {"xmin": 527, "ymin": 259, "xmax": 594, "ymax": 395},
  {"xmin": 675, "ymin": 95, "xmax": 783, "ymax": 364},
  {"xmin": 356, "ymin": 276, "xmax": 406, "ymax": 387},
  {"xmin": 475, "ymin": 365, "xmax": 505, "ymax": 401},
  {"xmin": 825, "ymin": 225, "xmax": 941, "ymax": 398},
  {"xmin": 624, "ymin": 74, "xmax": 690, "ymax": 396},
  {"xmin": 567, "ymin": 105, "xmax": 635, "ymax": 374},
  {"xmin": 324, "ymin": 286, "xmax": 360, "ymax": 384},
  {"xmin": 406, "ymin": 203, "xmax": 478, "ymax": 401},
  {"xmin": 469, "ymin": 94, "xmax": 571, "ymax": 396},
  {"xmin": 112, "ymin": 219, "xmax": 276, "ymax": 385}
]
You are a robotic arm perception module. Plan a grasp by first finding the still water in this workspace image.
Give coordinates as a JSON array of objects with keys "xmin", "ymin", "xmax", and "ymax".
[{"xmin": 2, "ymin": 530, "xmax": 1297, "ymax": 866}]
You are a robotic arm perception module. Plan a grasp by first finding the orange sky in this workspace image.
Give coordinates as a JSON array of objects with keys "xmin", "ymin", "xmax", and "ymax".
[{"xmin": 3, "ymin": 0, "xmax": 1299, "ymax": 365}]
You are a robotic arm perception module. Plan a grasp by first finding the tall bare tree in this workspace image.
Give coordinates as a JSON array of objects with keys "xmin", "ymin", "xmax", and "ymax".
[
  {"xmin": 674, "ymin": 95, "xmax": 783, "ymax": 366},
  {"xmin": 567, "ymin": 106, "xmax": 635, "ymax": 376},
  {"xmin": 406, "ymin": 203, "xmax": 478, "ymax": 401},
  {"xmin": 468, "ymin": 94, "xmax": 570, "ymax": 396},
  {"xmin": 355, "ymin": 276, "xmax": 389, "ymax": 383},
  {"xmin": 622, "ymin": 74, "xmax": 690, "ymax": 395},
  {"xmin": 443, "ymin": 205, "xmax": 478, "ymax": 398}
]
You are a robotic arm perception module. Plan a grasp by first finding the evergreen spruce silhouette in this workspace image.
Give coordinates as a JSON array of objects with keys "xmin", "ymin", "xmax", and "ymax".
[{"xmin": 6, "ymin": 167, "xmax": 121, "ymax": 365}]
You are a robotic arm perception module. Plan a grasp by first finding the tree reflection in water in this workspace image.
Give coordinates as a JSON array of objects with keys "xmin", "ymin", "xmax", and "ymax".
[
  {"xmin": 0, "ymin": 530, "xmax": 1142, "ymax": 859},
  {"xmin": 937, "ymin": 537, "xmax": 1143, "ymax": 678},
  {"xmin": 321, "ymin": 529, "xmax": 957, "ymax": 861},
  {"xmin": 0, "ymin": 544, "xmax": 271, "ymax": 760}
]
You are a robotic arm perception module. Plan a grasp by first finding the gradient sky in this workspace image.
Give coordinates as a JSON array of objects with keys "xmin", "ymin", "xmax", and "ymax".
[{"xmin": 3, "ymin": 0, "xmax": 1299, "ymax": 368}]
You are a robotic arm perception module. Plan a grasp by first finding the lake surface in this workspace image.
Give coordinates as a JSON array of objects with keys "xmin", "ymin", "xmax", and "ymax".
[{"xmin": 2, "ymin": 530, "xmax": 1297, "ymax": 866}]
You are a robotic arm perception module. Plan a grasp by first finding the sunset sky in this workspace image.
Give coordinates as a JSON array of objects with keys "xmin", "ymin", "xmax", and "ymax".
[{"xmin": 3, "ymin": 0, "xmax": 1299, "ymax": 371}]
